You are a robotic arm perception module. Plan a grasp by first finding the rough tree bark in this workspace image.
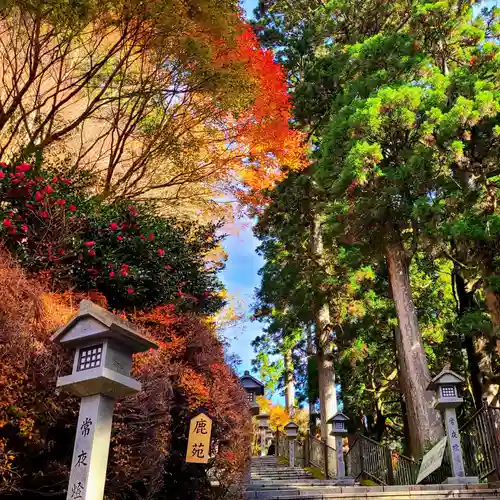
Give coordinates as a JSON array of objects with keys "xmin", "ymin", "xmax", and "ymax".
[
  {"xmin": 453, "ymin": 266, "xmax": 483, "ymax": 409},
  {"xmin": 284, "ymin": 350, "xmax": 295, "ymax": 416},
  {"xmin": 306, "ymin": 326, "xmax": 316, "ymax": 434},
  {"xmin": 311, "ymin": 215, "xmax": 337, "ymax": 447},
  {"xmin": 385, "ymin": 238, "xmax": 444, "ymax": 458}
]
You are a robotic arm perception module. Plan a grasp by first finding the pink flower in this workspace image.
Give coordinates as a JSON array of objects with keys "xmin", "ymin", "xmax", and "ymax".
[
  {"xmin": 88, "ymin": 249, "xmax": 96, "ymax": 257},
  {"xmin": 158, "ymin": 248, "xmax": 165, "ymax": 256},
  {"xmin": 109, "ymin": 271, "xmax": 115, "ymax": 278},
  {"xmin": 148, "ymin": 233, "xmax": 154, "ymax": 240},
  {"xmin": 127, "ymin": 287, "xmax": 134, "ymax": 294},
  {"xmin": 109, "ymin": 223, "xmax": 118, "ymax": 230},
  {"xmin": 68, "ymin": 204, "xmax": 77, "ymax": 212},
  {"xmin": 21, "ymin": 224, "xmax": 28, "ymax": 233},
  {"xmin": 56, "ymin": 199, "xmax": 66, "ymax": 205},
  {"xmin": 2, "ymin": 218, "xmax": 12, "ymax": 228},
  {"xmin": 16, "ymin": 163, "xmax": 31, "ymax": 172},
  {"xmin": 84, "ymin": 241, "xmax": 95, "ymax": 247},
  {"xmin": 39, "ymin": 211, "xmax": 49, "ymax": 218},
  {"xmin": 35, "ymin": 191, "xmax": 43, "ymax": 202},
  {"xmin": 117, "ymin": 235, "xmax": 123, "ymax": 241}
]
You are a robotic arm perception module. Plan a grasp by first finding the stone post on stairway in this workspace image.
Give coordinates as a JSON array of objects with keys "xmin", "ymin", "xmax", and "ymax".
[
  {"xmin": 427, "ymin": 366, "xmax": 478, "ymax": 485},
  {"xmin": 328, "ymin": 412, "xmax": 349, "ymax": 478},
  {"xmin": 284, "ymin": 421, "xmax": 299, "ymax": 468},
  {"xmin": 257, "ymin": 413, "xmax": 270, "ymax": 457}
]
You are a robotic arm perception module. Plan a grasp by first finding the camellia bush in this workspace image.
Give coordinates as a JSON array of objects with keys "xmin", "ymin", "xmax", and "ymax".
[{"xmin": 0, "ymin": 161, "xmax": 225, "ymax": 313}]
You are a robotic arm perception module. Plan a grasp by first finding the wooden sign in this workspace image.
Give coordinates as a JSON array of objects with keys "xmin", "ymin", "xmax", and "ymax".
[
  {"xmin": 416, "ymin": 437, "xmax": 447, "ymax": 484},
  {"xmin": 185, "ymin": 413, "xmax": 213, "ymax": 464}
]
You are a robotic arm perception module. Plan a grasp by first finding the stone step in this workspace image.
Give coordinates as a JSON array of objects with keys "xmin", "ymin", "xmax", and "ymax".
[{"xmin": 246, "ymin": 485, "xmax": 499, "ymax": 500}]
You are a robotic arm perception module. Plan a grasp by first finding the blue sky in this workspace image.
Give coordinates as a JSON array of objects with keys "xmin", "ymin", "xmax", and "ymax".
[{"xmin": 219, "ymin": 0, "xmax": 260, "ymax": 377}]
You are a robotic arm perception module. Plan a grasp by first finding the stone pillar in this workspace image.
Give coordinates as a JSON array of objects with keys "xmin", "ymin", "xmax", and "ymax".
[
  {"xmin": 260, "ymin": 427, "xmax": 266, "ymax": 457},
  {"xmin": 289, "ymin": 437, "xmax": 295, "ymax": 468},
  {"xmin": 443, "ymin": 407, "xmax": 466, "ymax": 479},
  {"xmin": 67, "ymin": 395, "xmax": 115, "ymax": 500},
  {"xmin": 335, "ymin": 435, "xmax": 345, "ymax": 477}
]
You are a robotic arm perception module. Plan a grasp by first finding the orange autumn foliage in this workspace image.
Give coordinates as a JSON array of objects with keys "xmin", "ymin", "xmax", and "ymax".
[{"xmin": 211, "ymin": 22, "xmax": 306, "ymax": 200}]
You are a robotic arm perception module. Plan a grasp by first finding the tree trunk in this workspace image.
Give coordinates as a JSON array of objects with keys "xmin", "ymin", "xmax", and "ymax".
[
  {"xmin": 284, "ymin": 350, "xmax": 295, "ymax": 416},
  {"xmin": 386, "ymin": 239, "xmax": 444, "ymax": 458},
  {"xmin": 485, "ymin": 287, "xmax": 500, "ymax": 330},
  {"xmin": 453, "ymin": 266, "xmax": 483, "ymax": 408},
  {"xmin": 306, "ymin": 326, "xmax": 316, "ymax": 434},
  {"xmin": 311, "ymin": 215, "xmax": 337, "ymax": 447}
]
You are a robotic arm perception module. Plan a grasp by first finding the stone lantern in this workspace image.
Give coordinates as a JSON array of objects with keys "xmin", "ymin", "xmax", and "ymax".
[
  {"xmin": 240, "ymin": 370, "xmax": 264, "ymax": 416},
  {"xmin": 52, "ymin": 300, "xmax": 158, "ymax": 500},
  {"xmin": 284, "ymin": 421, "xmax": 299, "ymax": 467},
  {"xmin": 427, "ymin": 366, "xmax": 478, "ymax": 484},
  {"xmin": 328, "ymin": 412, "xmax": 349, "ymax": 478},
  {"xmin": 257, "ymin": 413, "xmax": 270, "ymax": 456}
]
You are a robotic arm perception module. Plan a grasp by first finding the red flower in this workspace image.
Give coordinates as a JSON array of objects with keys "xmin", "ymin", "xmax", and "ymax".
[
  {"xmin": 8, "ymin": 212, "xmax": 13, "ymax": 217},
  {"xmin": 148, "ymin": 233, "xmax": 155, "ymax": 240},
  {"xmin": 121, "ymin": 264, "xmax": 129, "ymax": 270},
  {"xmin": 127, "ymin": 205, "xmax": 136, "ymax": 211},
  {"xmin": 56, "ymin": 199, "xmax": 66, "ymax": 205},
  {"xmin": 140, "ymin": 234, "xmax": 145, "ymax": 240},
  {"xmin": 107, "ymin": 264, "xmax": 113, "ymax": 268},
  {"xmin": 130, "ymin": 211, "xmax": 137, "ymax": 216},
  {"xmin": 121, "ymin": 223, "xmax": 128, "ymax": 230},
  {"xmin": 45, "ymin": 185, "xmax": 53, "ymax": 194},
  {"xmin": 2, "ymin": 218, "xmax": 12, "ymax": 227},
  {"xmin": 158, "ymin": 248, "xmax": 165, "ymax": 256},
  {"xmin": 109, "ymin": 222, "xmax": 118, "ymax": 230},
  {"xmin": 0, "ymin": 171, "xmax": 5, "ymax": 180},
  {"xmin": 62, "ymin": 178, "xmax": 71, "ymax": 185},
  {"xmin": 35, "ymin": 191, "xmax": 43, "ymax": 202},
  {"xmin": 68, "ymin": 204, "xmax": 77, "ymax": 212},
  {"xmin": 16, "ymin": 163, "xmax": 31, "ymax": 172},
  {"xmin": 109, "ymin": 271, "xmax": 115, "ymax": 278},
  {"xmin": 58, "ymin": 249, "xmax": 65, "ymax": 255},
  {"xmin": 117, "ymin": 235, "xmax": 123, "ymax": 241},
  {"xmin": 21, "ymin": 224, "xmax": 28, "ymax": 233},
  {"xmin": 84, "ymin": 241, "xmax": 95, "ymax": 247},
  {"xmin": 121, "ymin": 270, "xmax": 128, "ymax": 277},
  {"xmin": 35, "ymin": 177, "xmax": 43, "ymax": 182},
  {"xmin": 52, "ymin": 176, "xmax": 58, "ymax": 183},
  {"xmin": 88, "ymin": 249, "xmax": 96, "ymax": 257},
  {"xmin": 39, "ymin": 211, "xmax": 49, "ymax": 218},
  {"xmin": 127, "ymin": 287, "xmax": 134, "ymax": 294}
]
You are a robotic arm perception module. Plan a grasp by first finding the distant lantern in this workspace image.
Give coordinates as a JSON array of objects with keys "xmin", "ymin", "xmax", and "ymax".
[
  {"xmin": 328, "ymin": 412, "xmax": 350, "ymax": 479},
  {"xmin": 284, "ymin": 421, "xmax": 299, "ymax": 468},
  {"xmin": 284, "ymin": 421, "xmax": 299, "ymax": 439},
  {"xmin": 52, "ymin": 300, "xmax": 157, "ymax": 500},
  {"xmin": 427, "ymin": 367, "xmax": 465, "ymax": 411},
  {"xmin": 257, "ymin": 413, "xmax": 270, "ymax": 429},
  {"xmin": 427, "ymin": 366, "xmax": 478, "ymax": 485},
  {"xmin": 240, "ymin": 370, "xmax": 264, "ymax": 416}
]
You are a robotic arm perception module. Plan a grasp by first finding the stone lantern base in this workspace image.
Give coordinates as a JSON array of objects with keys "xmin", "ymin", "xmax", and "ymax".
[{"xmin": 442, "ymin": 476, "xmax": 479, "ymax": 485}]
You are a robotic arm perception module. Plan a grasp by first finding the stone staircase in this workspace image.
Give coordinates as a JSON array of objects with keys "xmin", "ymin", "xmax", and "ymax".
[{"xmin": 247, "ymin": 456, "xmax": 500, "ymax": 499}]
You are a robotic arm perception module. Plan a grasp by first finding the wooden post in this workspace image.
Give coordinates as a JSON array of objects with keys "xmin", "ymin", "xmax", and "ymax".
[
  {"xmin": 359, "ymin": 438, "xmax": 365, "ymax": 479},
  {"xmin": 304, "ymin": 433, "xmax": 310, "ymax": 468},
  {"xmin": 323, "ymin": 439, "xmax": 329, "ymax": 479},
  {"xmin": 385, "ymin": 447, "xmax": 394, "ymax": 485}
]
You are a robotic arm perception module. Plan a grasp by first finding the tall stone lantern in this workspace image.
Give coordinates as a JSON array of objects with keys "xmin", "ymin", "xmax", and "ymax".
[
  {"xmin": 328, "ymin": 412, "xmax": 349, "ymax": 478},
  {"xmin": 427, "ymin": 367, "xmax": 478, "ymax": 484},
  {"xmin": 52, "ymin": 300, "xmax": 158, "ymax": 500},
  {"xmin": 240, "ymin": 370, "xmax": 264, "ymax": 416},
  {"xmin": 257, "ymin": 413, "xmax": 270, "ymax": 456},
  {"xmin": 284, "ymin": 421, "xmax": 299, "ymax": 468}
]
